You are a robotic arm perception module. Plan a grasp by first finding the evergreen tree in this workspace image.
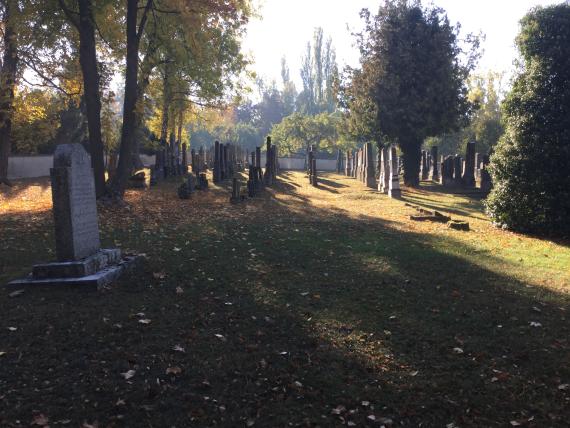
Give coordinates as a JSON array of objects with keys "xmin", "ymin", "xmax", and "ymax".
[{"xmin": 486, "ymin": 4, "xmax": 570, "ymax": 235}]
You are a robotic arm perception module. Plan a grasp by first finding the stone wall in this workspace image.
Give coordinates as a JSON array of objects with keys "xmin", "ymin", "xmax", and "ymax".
[{"xmin": 7, "ymin": 155, "xmax": 156, "ymax": 179}]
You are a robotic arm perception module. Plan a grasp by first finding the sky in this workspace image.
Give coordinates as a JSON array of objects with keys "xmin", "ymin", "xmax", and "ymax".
[{"xmin": 242, "ymin": 0, "xmax": 562, "ymax": 89}]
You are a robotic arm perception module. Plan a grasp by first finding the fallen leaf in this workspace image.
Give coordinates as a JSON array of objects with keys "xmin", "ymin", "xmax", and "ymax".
[
  {"xmin": 138, "ymin": 319, "xmax": 152, "ymax": 325},
  {"xmin": 121, "ymin": 370, "xmax": 136, "ymax": 380},
  {"xmin": 453, "ymin": 347, "xmax": 464, "ymax": 354},
  {"xmin": 31, "ymin": 414, "xmax": 49, "ymax": 426},
  {"xmin": 529, "ymin": 321, "xmax": 542, "ymax": 327},
  {"xmin": 166, "ymin": 366, "xmax": 182, "ymax": 375},
  {"xmin": 173, "ymin": 344, "xmax": 185, "ymax": 353},
  {"xmin": 8, "ymin": 289, "xmax": 24, "ymax": 298},
  {"xmin": 175, "ymin": 286, "xmax": 184, "ymax": 294}
]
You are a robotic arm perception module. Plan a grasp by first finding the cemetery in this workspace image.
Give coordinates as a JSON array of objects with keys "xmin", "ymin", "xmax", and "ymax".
[{"xmin": 0, "ymin": 1, "xmax": 569, "ymax": 427}]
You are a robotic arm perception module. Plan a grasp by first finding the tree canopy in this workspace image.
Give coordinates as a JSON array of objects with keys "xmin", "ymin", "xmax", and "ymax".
[{"xmin": 344, "ymin": 0, "xmax": 478, "ymax": 186}]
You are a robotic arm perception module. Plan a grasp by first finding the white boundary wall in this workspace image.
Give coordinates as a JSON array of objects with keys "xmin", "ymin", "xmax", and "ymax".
[
  {"xmin": 8, "ymin": 154, "xmax": 337, "ymax": 179},
  {"xmin": 261, "ymin": 156, "xmax": 337, "ymax": 171},
  {"xmin": 7, "ymin": 155, "xmax": 156, "ymax": 179}
]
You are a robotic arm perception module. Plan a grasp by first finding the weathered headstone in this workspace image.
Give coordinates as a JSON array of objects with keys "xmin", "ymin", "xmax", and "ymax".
[
  {"xmin": 379, "ymin": 146, "xmax": 390, "ymax": 193},
  {"xmin": 388, "ymin": 146, "xmax": 401, "ymax": 198},
  {"xmin": 345, "ymin": 150, "xmax": 352, "ymax": 177},
  {"xmin": 429, "ymin": 146, "xmax": 439, "ymax": 181},
  {"xmin": 364, "ymin": 143, "xmax": 376, "ymax": 188},
  {"xmin": 8, "ymin": 144, "xmax": 138, "ymax": 288}
]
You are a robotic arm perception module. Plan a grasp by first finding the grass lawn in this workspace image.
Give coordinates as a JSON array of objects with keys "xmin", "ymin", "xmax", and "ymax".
[{"xmin": 1, "ymin": 171, "xmax": 569, "ymax": 427}]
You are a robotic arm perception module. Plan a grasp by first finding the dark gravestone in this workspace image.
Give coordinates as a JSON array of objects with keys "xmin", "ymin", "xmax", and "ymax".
[
  {"xmin": 182, "ymin": 143, "xmax": 188, "ymax": 175},
  {"xmin": 213, "ymin": 141, "xmax": 221, "ymax": 183},
  {"xmin": 463, "ymin": 141, "xmax": 476, "ymax": 187},
  {"xmin": 480, "ymin": 154, "xmax": 492, "ymax": 192},
  {"xmin": 8, "ymin": 144, "xmax": 138, "ymax": 289},
  {"xmin": 365, "ymin": 143, "xmax": 376, "ymax": 188},
  {"xmin": 453, "ymin": 156, "xmax": 463, "ymax": 186}
]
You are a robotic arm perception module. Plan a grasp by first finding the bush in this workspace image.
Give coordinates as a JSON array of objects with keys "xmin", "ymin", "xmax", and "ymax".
[{"xmin": 485, "ymin": 4, "xmax": 570, "ymax": 236}]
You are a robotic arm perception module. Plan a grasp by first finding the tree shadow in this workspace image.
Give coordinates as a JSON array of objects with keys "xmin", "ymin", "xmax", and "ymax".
[{"xmin": 0, "ymin": 171, "xmax": 568, "ymax": 427}]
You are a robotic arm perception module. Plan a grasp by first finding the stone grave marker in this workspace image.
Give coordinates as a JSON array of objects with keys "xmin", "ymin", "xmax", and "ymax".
[{"xmin": 8, "ymin": 144, "xmax": 138, "ymax": 289}]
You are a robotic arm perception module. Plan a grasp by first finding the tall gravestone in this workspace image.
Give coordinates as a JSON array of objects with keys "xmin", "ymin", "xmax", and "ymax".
[
  {"xmin": 52, "ymin": 144, "xmax": 101, "ymax": 261},
  {"xmin": 365, "ymin": 143, "xmax": 376, "ymax": 188},
  {"xmin": 379, "ymin": 147, "xmax": 390, "ymax": 193},
  {"xmin": 8, "ymin": 144, "xmax": 138, "ymax": 288},
  {"xmin": 430, "ymin": 146, "xmax": 439, "ymax": 181},
  {"xmin": 388, "ymin": 146, "xmax": 401, "ymax": 198},
  {"xmin": 463, "ymin": 141, "xmax": 476, "ymax": 187}
]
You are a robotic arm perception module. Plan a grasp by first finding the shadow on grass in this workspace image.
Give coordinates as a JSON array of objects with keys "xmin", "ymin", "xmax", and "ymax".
[{"xmin": 0, "ymin": 173, "xmax": 568, "ymax": 427}]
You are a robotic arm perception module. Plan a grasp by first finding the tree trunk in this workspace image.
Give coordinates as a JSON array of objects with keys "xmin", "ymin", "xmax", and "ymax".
[
  {"xmin": 0, "ymin": 0, "xmax": 19, "ymax": 187},
  {"xmin": 77, "ymin": 0, "xmax": 106, "ymax": 198},
  {"xmin": 402, "ymin": 144, "xmax": 421, "ymax": 187},
  {"xmin": 160, "ymin": 63, "xmax": 172, "ymax": 143},
  {"xmin": 177, "ymin": 109, "xmax": 183, "ymax": 142},
  {"xmin": 109, "ymin": 0, "xmax": 144, "ymax": 198},
  {"xmin": 131, "ymin": 49, "xmax": 156, "ymax": 171}
]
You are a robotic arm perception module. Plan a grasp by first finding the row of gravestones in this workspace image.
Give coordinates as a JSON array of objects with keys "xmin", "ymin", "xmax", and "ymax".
[
  {"xmin": 246, "ymin": 137, "xmax": 280, "ymax": 200},
  {"xmin": 342, "ymin": 144, "xmax": 401, "ymax": 198},
  {"xmin": 438, "ymin": 142, "xmax": 492, "ymax": 191},
  {"xmin": 341, "ymin": 141, "xmax": 492, "ymax": 195}
]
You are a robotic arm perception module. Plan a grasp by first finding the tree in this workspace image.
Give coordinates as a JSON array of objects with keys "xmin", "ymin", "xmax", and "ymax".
[
  {"xmin": 58, "ymin": 0, "xmax": 108, "ymax": 198},
  {"xmin": 425, "ymin": 71, "xmax": 505, "ymax": 156},
  {"xmin": 0, "ymin": 0, "xmax": 20, "ymax": 186},
  {"xmin": 298, "ymin": 28, "xmax": 338, "ymax": 115},
  {"xmin": 349, "ymin": 1, "xmax": 478, "ymax": 186},
  {"xmin": 271, "ymin": 112, "xmax": 340, "ymax": 156},
  {"xmin": 486, "ymin": 4, "xmax": 570, "ymax": 235}
]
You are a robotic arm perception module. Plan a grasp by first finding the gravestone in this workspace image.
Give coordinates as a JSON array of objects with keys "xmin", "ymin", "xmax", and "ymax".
[
  {"xmin": 345, "ymin": 151, "xmax": 352, "ymax": 176},
  {"xmin": 213, "ymin": 141, "xmax": 221, "ymax": 183},
  {"xmin": 388, "ymin": 146, "xmax": 401, "ymax": 198},
  {"xmin": 462, "ymin": 141, "xmax": 476, "ymax": 187},
  {"xmin": 52, "ymin": 144, "xmax": 101, "ymax": 261},
  {"xmin": 8, "ymin": 144, "xmax": 138, "ymax": 289},
  {"xmin": 421, "ymin": 150, "xmax": 429, "ymax": 180},
  {"xmin": 430, "ymin": 146, "xmax": 439, "ymax": 181},
  {"xmin": 365, "ymin": 143, "xmax": 376, "ymax": 188},
  {"xmin": 379, "ymin": 146, "xmax": 390, "ymax": 193},
  {"xmin": 453, "ymin": 156, "xmax": 463, "ymax": 186},
  {"xmin": 480, "ymin": 154, "xmax": 492, "ymax": 192}
]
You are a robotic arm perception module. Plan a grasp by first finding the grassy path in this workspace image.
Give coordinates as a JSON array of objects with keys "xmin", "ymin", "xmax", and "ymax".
[{"xmin": 1, "ymin": 172, "xmax": 569, "ymax": 427}]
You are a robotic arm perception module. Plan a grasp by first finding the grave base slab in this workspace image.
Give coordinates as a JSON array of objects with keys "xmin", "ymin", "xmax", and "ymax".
[{"xmin": 7, "ymin": 255, "xmax": 141, "ymax": 291}]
